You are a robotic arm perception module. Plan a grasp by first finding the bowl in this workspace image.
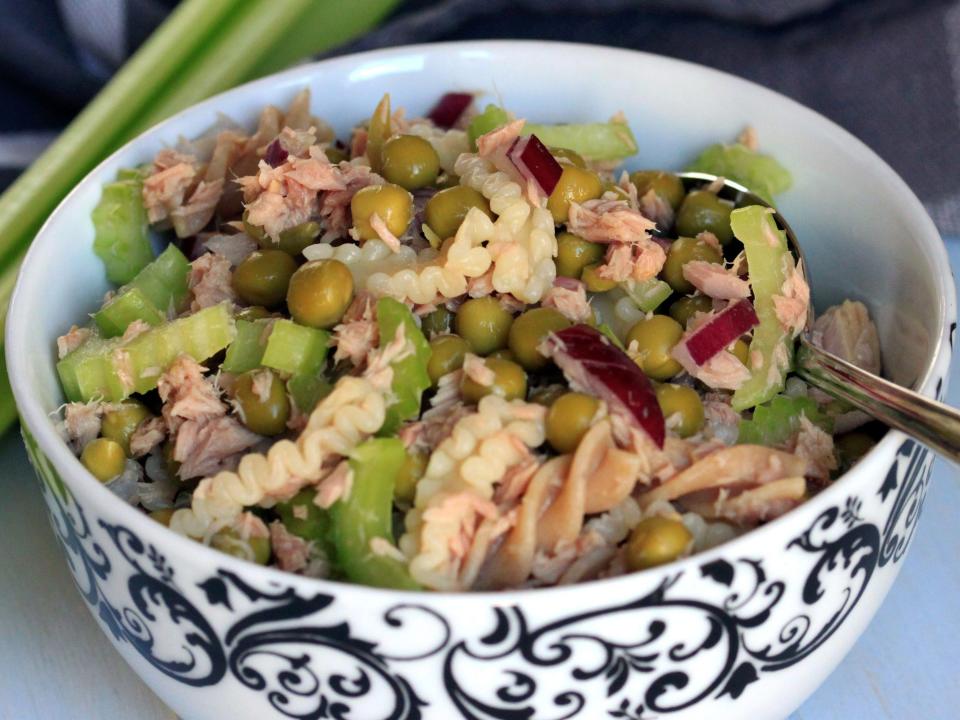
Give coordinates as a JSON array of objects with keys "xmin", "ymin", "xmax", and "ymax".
[{"xmin": 7, "ymin": 41, "xmax": 954, "ymax": 720}]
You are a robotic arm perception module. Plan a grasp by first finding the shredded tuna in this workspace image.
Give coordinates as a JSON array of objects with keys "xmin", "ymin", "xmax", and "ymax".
[
  {"xmin": 277, "ymin": 126, "xmax": 317, "ymax": 157},
  {"xmin": 332, "ymin": 292, "xmax": 378, "ymax": 366},
  {"xmin": 771, "ymin": 261, "xmax": 810, "ymax": 336},
  {"xmin": 270, "ymin": 520, "xmax": 312, "ymax": 572},
  {"xmin": 121, "ymin": 319, "xmax": 152, "ymax": 342},
  {"xmin": 542, "ymin": 281, "xmax": 592, "ymax": 323},
  {"xmin": 737, "ymin": 126, "xmax": 759, "ymax": 151},
  {"xmin": 314, "ymin": 461, "xmax": 354, "ymax": 509},
  {"xmin": 174, "ymin": 415, "xmax": 261, "ymax": 479},
  {"xmin": 639, "ymin": 188, "xmax": 674, "ymax": 230},
  {"xmin": 318, "ymin": 162, "xmax": 383, "ymax": 242},
  {"xmin": 596, "ymin": 240, "xmax": 666, "ymax": 282},
  {"xmin": 682, "ymin": 260, "xmax": 751, "ymax": 300},
  {"xmin": 466, "ymin": 270, "xmax": 495, "ymax": 298},
  {"xmin": 230, "ymin": 511, "xmax": 270, "ymax": 542},
  {"xmin": 143, "ymin": 153, "xmax": 197, "ymax": 225},
  {"xmin": 363, "ymin": 323, "xmax": 412, "ymax": 394},
  {"xmin": 188, "ymin": 252, "xmax": 236, "ymax": 312},
  {"xmin": 701, "ymin": 394, "xmax": 741, "ymax": 445},
  {"xmin": 697, "ymin": 231, "xmax": 721, "ymax": 253},
  {"xmin": 250, "ymin": 369, "xmax": 274, "ymax": 403},
  {"xmin": 792, "ymin": 415, "xmax": 837, "ymax": 481},
  {"xmin": 567, "ymin": 198, "xmax": 657, "ymax": 245},
  {"xmin": 157, "ymin": 355, "xmax": 226, "ymax": 433},
  {"xmin": 171, "ymin": 179, "xmax": 224, "ymax": 238},
  {"xmin": 673, "ymin": 345, "xmax": 751, "ymax": 391},
  {"xmin": 57, "ymin": 325, "xmax": 91, "ymax": 359},
  {"xmin": 463, "ymin": 353, "xmax": 495, "ymax": 387},
  {"xmin": 129, "ymin": 416, "xmax": 167, "ymax": 457},
  {"xmin": 370, "ymin": 537, "xmax": 407, "ymax": 562},
  {"xmin": 201, "ymin": 232, "xmax": 258, "ymax": 267},
  {"xmin": 477, "ymin": 119, "xmax": 525, "ymax": 161},
  {"xmin": 63, "ymin": 402, "xmax": 104, "ymax": 453},
  {"xmin": 811, "ymin": 300, "xmax": 881, "ymax": 374},
  {"xmin": 368, "ymin": 212, "xmax": 403, "ymax": 252}
]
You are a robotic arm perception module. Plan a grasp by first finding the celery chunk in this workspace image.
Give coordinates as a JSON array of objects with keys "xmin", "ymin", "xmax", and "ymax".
[
  {"xmin": 93, "ymin": 287, "xmax": 163, "ymax": 338},
  {"xmin": 127, "ymin": 243, "xmax": 190, "ymax": 315},
  {"xmin": 260, "ymin": 319, "xmax": 329, "ymax": 376},
  {"xmin": 622, "ymin": 278, "xmax": 673, "ymax": 313},
  {"xmin": 730, "ymin": 206, "xmax": 796, "ymax": 411},
  {"xmin": 376, "ymin": 298, "xmax": 431, "ymax": 435},
  {"xmin": 468, "ymin": 104, "xmax": 510, "ymax": 149},
  {"xmin": 522, "ymin": 120, "xmax": 638, "ymax": 162},
  {"xmin": 329, "ymin": 438, "xmax": 420, "ymax": 590},
  {"xmin": 687, "ymin": 143, "xmax": 792, "ymax": 206},
  {"xmin": 221, "ymin": 319, "xmax": 270, "ymax": 373},
  {"xmin": 287, "ymin": 373, "xmax": 332, "ymax": 415},
  {"xmin": 92, "ymin": 179, "xmax": 154, "ymax": 284},
  {"xmin": 737, "ymin": 394, "xmax": 832, "ymax": 446},
  {"xmin": 57, "ymin": 333, "xmax": 124, "ymax": 402}
]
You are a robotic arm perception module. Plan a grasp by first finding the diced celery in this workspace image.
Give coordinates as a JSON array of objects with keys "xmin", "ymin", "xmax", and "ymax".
[
  {"xmin": 730, "ymin": 206, "xmax": 795, "ymax": 411},
  {"xmin": 522, "ymin": 120, "xmax": 638, "ymax": 162},
  {"xmin": 287, "ymin": 373, "xmax": 332, "ymax": 415},
  {"xmin": 737, "ymin": 394, "xmax": 832, "ymax": 446},
  {"xmin": 93, "ymin": 287, "xmax": 164, "ymax": 338},
  {"xmin": 57, "ymin": 333, "xmax": 124, "ymax": 402},
  {"xmin": 376, "ymin": 298, "xmax": 431, "ymax": 435},
  {"xmin": 597, "ymin": 322, "xmax": 626, "ymax": 350},
  {"xmin": 92, "ymin": 179, "xmax": 154, "ymax": 284},
  {"xmin": 115, "ymin": 166, "xmax": 150, "ymax": 182},
  {"xmin": 261, "ymin": 319, "xmax": 330, "ymax": 376},
  {"xmin": 622, "ymin": 278, "xmax": 673, "ymax": 313},
  {"xmin": 127, "ymin": 243, "xmax": 190, "ymax": 315},
  {"xmin": 688, "ymin": 143, "xmax": 792, "ymax": 205},
  {"xmin": 221, "ymin": 319, "xmax": 270, "ymax": 373},
  {"xmin": 329, "ymin": 438, "xmax": 420, "ymax": 590},
  {"xmin": 687, "ymin": 143, "xmax": 792, "ymax": 205},
  {"xmin": 468, "ymin": 104, "xmax": 510, "ymax": 149}
]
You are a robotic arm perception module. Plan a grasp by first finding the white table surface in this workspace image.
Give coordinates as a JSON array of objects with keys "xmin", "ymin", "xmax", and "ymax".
[{"xmin": 2, "ymin": 248, "xmax": 959, "ymax": 720}]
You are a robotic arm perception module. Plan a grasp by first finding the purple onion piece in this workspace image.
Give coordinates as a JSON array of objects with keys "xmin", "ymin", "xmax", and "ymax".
[
  {"xmin": 544, "ymin": 324, "xmax": 665, "ymax": 448},
  {"xmin": 684, "ymin": 299, "xmax": 759, "ymax": 365},
  {"xmin": 427, "ymin": 92, "xmax": 474, "ymax": 128},
  {"xmin": 264, "ymin": 138, "xmax": 288, "ymax": 167},
  {"xmin": 508, "ymin": 134, "xmax": 563, "ymax": 197}
]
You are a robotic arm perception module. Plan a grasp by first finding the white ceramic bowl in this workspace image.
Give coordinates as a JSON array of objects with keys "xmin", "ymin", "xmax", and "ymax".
[{"xmin": 7, "ymin": 42, "xmax": 955, "ymax": 720}]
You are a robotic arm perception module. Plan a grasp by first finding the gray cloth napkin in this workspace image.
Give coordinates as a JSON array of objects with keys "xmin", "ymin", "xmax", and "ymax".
[{"xmin": 2, "ymin": 0, "xmax": 959, "ymax": 235}]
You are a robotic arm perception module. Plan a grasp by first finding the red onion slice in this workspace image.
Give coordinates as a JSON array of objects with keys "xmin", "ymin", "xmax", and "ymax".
[
  {"xmin": 682, "ymin": 299, "xmax": 759, "ymax": 365},
  {"xmin": 427, "ymin": 92, "xmax": 473, "ymax": 128},
  {"xmin": 264, "ymin": 139, "xmax": 288, "ymax": 167},
  {"xmin": 508, "ymin": 134, "xmax": 563, "ymax": 197},
  {"xmin": 543, "ymin": 324, "xmax": 665, "ymax": 448}
]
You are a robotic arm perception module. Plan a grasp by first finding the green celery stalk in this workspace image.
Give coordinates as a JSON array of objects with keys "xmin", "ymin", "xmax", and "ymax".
[
  {"xmin": 376, "ymin": 298, "xmax": 431, "ymax": 435},
  {"xmin": 260, "ymin": 319, "xmax": 330, "ymax": 376},
  {"xmin": 287, "ymin": 374, "xmax": 332, "ymax": 415},
  {"xmin": 622, "ymin": 278, "xmax": 673, "ymax": 313},
  {"xmin": 57, "ymin": 333, "xmax": 122, "ymax": 403},
  {"xmin": 468, "ymin": 104, "xmax": 510, "ymax": 149},
  {"xmin": 91, "ymin": 179, "xmax": 154, "ymax": 284},
  {"xmin": 597, "ymin": 323, "xmax": 626, "ymax": 350},
  {"xmin": 687, "ymin": 143, "xmax": 792, "ymax": 205},
  {"xmin": 731, "ymin": 206, "xmax": 795, "ymax": 411},
  {"xmin": 737, "ymin": 394, "xmax": 832, "ymax": 446},
  {"xmin": 127, "ymin": 243, "xmax": 190, "ymax": 315},
  {"xmin": 329, "ymin": 438, "xmax": 420, "ymax": 590},
  {"xmin": 221, "ymin": 319, "xmax": 269, "ymax": 373},
  {"xmin": 93, "ymin": 287, "xmax": 164, "ymax": 338},
  {"xmin": 522, "ymin": 121, "xmax": 638, "ymax": 162},
  {"xmin": 0, "ymin": 354, "xmax": 17, "ymax": 433}
]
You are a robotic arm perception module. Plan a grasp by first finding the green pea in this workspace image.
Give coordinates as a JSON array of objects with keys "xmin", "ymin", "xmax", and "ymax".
[
  {"xmin": 395, "ymin": 450, "xmax": 428, "ymax": 504},
  {"xmin": 100, "ymin": 400, "xmax": 150, "ymax": 456},
  {"xmin": 655, "ymin": 383, "xmax": 704, "ymax": 438},
  {"xmin": 675, "ymin": 190, "xmax": 734, "ymax": 244},
  {"xmin": 731, "ymin": 339, "xmax": 750, "ymax": 366},
  {"xmin": 275, "ymin": 488, "xmax": 329, "ymax": 541},
  {"xmin": 626, "ymin": 315, "xmax": 684, "ymax": 380},
  {"xmin": 80, "ymin": 438, "xmax": 126, "ymax": 483},
  {"xmin": 546, "ymin": 392, "xmax": 600, "ymax": 453},
  {"xmin": 421, "ymin": 306, "xmax": 452, "ymax": 337},
  {"xmin": 455, "ymin": 297, "xmax": 513, "ymax": 355},
  {"xmin": 625, "ymin": 516, "xmax": 692, "ymax": 571},
  {"xmin": 381, "ymin": 135, "xmax": 441, "ymax": 190},
  {"xmin": 234, "ymin": 369, "xmax": 289, "ymax": 436},
  {"xmin": 210, "ymin": 527, "xmax": 271, "ymax": 565},
  {"xmin": 427, "ymin": 334, "xmax": 469, "ymax": 385},
  {"xmin": 550, "ymin": 147, "xmax": 586, "ymax": 168},
  {"xmin": 508, "ymin": 307, "xmax": 571, "ymax": 370},
  {"xmin": 556, "ymin": 231, "xmax": 605, "ymax": 279},
  {"xmin": 351, "ymin": 183, "xmax": 413, "ymax": 241},
  {"xmin": 287, "ymin": 259, "xmax": 354, "ymax": 329},
  {"xmin": 270, "ymin": 221, "xmax": 321, "ymax": 256},
  {"xmin": 242, "ymin": 208, "xmax": 267, "ymax": 243},
  {"xmin": 581, "ymin": 263, "xmax": 617, "ymax": 293},
  {"xmin": 424, "ymin": 186, "xmax": 492, "ymax": 241},
  {"xmin": 668, "ymin": 294, "xmax": 713, "ymax": 327},
  {"xmin": 487, "ymin": 348, "xmax": 517, "ymax": 362},
  {"xmin": 460, "ymin": 357, "xmax": 527, "ymax": 403},
  {"xmin": 324, "ymin": 145, "xmax": 348, "ymax": 164},
  {"xmin": 630, "ymin": 170, "xmax": 685, "ymax": 210},
  {"xmin": 529, "ymin": 384, "xmax": 567, "ymax": 407},
  {"xmin": 232, "ymin": 249, "xmax": 297, "ymax": 308},
  {"xmin": 547, "ymin": 166, "xmax": 603, "ymax": 224},
  {"xmin": 662, "ymin": 236, "xmax": 723, "ymax": 294},
  {"xmin": 149, "ymin": 508, "xmax": 174, "ymax": 526}
]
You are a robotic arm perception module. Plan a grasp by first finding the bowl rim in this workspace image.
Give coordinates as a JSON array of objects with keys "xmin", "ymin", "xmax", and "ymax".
[{"xmin": 7, "ymin": 39, "xmax": 955, "ymax": 603}]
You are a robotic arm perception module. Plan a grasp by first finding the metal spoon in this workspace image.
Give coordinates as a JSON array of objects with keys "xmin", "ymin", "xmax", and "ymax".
[{"xmin": 679, "ymin": 172, "xmax": 960, "ymax": 462}]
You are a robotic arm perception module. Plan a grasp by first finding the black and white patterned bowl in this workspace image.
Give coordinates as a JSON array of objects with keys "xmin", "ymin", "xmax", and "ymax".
[{"xmin": 7, "ymin": 42, "xmax": 955, "ymax": 720}]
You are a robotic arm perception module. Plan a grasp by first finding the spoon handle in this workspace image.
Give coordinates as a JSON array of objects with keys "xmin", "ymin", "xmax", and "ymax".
[{"xmin": 796, "ymin": 338, "xmax": 960, "ymax": 463}]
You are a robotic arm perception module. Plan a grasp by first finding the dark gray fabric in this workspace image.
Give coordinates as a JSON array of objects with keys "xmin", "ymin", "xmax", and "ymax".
[{"xmin": 2, "ymin": 0, "xmax": 959, "ymax": 233}]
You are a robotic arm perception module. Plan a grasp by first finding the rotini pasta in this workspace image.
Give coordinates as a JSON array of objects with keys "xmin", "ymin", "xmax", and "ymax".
[{"xmin": 454, "ymin": 152, "xmax": 557, "ymax": 303}]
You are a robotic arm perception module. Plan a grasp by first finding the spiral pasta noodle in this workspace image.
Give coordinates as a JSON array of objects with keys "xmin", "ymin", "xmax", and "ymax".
[
  {"xmin": 400, "ymin": 395, "xmax": 547, "ymax": 591},
  {"xmin": 169, "ymin": 376, "xmax": 386, "ymax": 539},
  {"xmin": 454, "ymin": 153, "xmax": 557, "ymax": 303}
]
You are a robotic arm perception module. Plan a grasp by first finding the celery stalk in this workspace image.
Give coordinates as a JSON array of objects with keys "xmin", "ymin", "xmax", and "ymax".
[
  {"xmin": 376, "ymin": 298, "xmax": 431, "ymax": 435},
  {"xmin": 127, "ymin": 243, "xmax": 190, "ymax": 314},
  {"xmin": 57, "ymin": 334, "xmax": 122, "ymax": 403},
  {"xmin": 260, "ymin": 319, "xmax": 330, "ymax": 376},
  {"xmin": 221, "ymin": 319, "xmax": 269, "ymax": 374},
  {"xmin": 330, "ymin": 438, "xmax": 420, "ymax": 590},
  {"xmin": 730, "ymin": 206, "xmax": 795, "ymax": 411},
  {"xmin": 522, "ymin": 121, "xmax": 638, "ymax": 161},
  {"xmin": 468, "ymin": 104, "xmax": 510, "ymax": 149},
  {"xmin": 687, "ymin": 143, "xmax": 792, "ymax": 206},
  {"xmin": 287, "ymin": 374, "xmax": 332, "ymax": 415},
  {"xmin": 737, "ymin": 394, "xmax": 832, "ymax": 446},
  {"xmin": 91, "ymin": 179, "xmax": 154, "ymax": 284},
  {"xmin": 622, "ymin": 278, "xmax": 673, "ymax": 313},
  {"xmin": 93, "ymin": 287, "xmax": 163, "ymax": 338}
]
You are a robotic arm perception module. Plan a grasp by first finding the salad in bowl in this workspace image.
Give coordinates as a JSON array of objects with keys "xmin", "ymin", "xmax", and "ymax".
[{"xmin": 54, "ymin": 87, "xmax": 883, "ymax": 593}]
